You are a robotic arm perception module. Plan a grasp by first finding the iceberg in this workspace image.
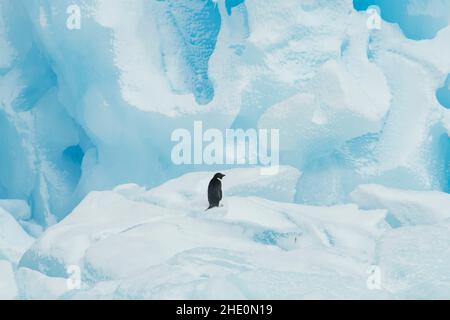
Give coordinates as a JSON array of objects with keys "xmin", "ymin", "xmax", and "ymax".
[
  {"xmin": 18, "ymin": 167, "xmax": 391, "ymax": 299},
  {"xmin": 351, "ymin": 184, "xmax": 450, "ymax": 226},
  {"xmin": 376, "ymin": 222, "xmax": 450, "ymax": 299},
  {"xmin": 0, "ymin": 0, "xmax": 449, "ymax": 299},
  {"xmin": 1, "ymin": 0, "xmax": 449, "ymax": 222},
  {"xmin": 0, "ymin": 260, "xmax": 18, "ymax": 300},
  {"xmin": 0, "ymin": 199, "xmax": 30, "ymax": 220},
  {"xmin": 5, "ymin": 167, "xmax": 450, "ymax": 299},
  {"xmin": 0, "ymin": 206, "xmax": 34, "ymax": 264}
]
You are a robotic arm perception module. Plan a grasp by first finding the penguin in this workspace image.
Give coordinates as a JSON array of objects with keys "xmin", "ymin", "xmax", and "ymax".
[{"xmin": 206, "ymin": 173, "xmax": 225, "ymax": 210}]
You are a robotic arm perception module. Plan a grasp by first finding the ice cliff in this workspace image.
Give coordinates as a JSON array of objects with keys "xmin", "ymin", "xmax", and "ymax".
[{"xmin": 0, "ymin": 0, "xmax": 449, "ymax": 299}]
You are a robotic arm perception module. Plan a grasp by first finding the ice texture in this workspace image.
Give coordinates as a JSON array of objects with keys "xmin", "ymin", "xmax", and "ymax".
[
  {"xmin": 351, "ymin": 184, "xmax": 450, "ymax": 226},
  {"xmin": 0, "ymin": 0, "xmax": 449, "ymax": 223},
  {"xmin": 0, "ymin": 260, "xmax": 18, "ymax": 299},
  {"xmin": 13, "ymin": 166, "xmax": 449, "ymax": 299},
  {"xmin": 0, "ymin": 207, "xmax": 34, "ymax": 264},
  {"xmin": 0, "ymin": 0, "xmax": 449, "ymax": 299},
  {"xmin": 0, "ymin": 199, "xmax": 30, "ymax": 220},
  {"xmin": 7, "ymin": 167, "xmax": 450, "ymax": 299},
  {"xmin": 18, "ymin": 167, "xmax": 393, "ymax": 299}
]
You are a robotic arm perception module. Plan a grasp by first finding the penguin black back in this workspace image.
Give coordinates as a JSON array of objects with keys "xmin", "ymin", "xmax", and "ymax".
[{"xmin": 207, "ymin": 173, "xmax": 225, "ymax": 210}]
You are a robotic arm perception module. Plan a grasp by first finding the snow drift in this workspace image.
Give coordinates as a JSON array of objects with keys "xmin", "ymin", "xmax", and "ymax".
[{"xmin": 0, "ymin": 0, "xmax": 449, "ymax": 300}]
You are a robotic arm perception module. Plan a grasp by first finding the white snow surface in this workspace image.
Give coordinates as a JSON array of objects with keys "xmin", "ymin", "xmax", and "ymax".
[
  {"xmin": 352, "ymin": 184, "xmax": 450, "ymax": 226},
  {"xmin": 0, "ymin": 0, "xmax": 449, "ymax": 300},
  {"xmin": 0, "ymin": 207, "xmax": 34, "ymax": 264},
  {"xmin": 8, "ymin": 168, "xmax": 448, "ymax": 299}
]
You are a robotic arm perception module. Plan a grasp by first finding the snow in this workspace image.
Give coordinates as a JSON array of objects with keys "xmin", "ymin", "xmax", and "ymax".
[
  {"xmin": 0, "ymin": 0, "xmax": 449, "ymax": 223},
  {"xmin": 0, "ymin": 166, "xmax": 446, "ymax": 299},
  {"xmin": 0, "ymin": 207, "xmax": 34, "ymax": 264},
  {"xmin": 351, "ymin": 184, "xmax": 450, "ymax": 226},
  {"xmin": 0, "ymin": 0, "xmax": 449, "ymax": 299},
  {"xmin": 0, "ymin": 199, "xmax": 31, "ymax": 220},
  {"xmin": 376, "ymin": 221, "xmax": 450, "ymax": 299},
  {"xmin": 14, "ymin": 167, "xmax": 391, "ymax": 299},
  {"xmin": 15, "ymin": 267, "xmax": 69, "ymax": 300},
  {"xmin": 144, "ymin": 166, "xmax": 301, "ymax": 210},
  {"xmin": 0, "ymin": 260, "xmax": 18, "ymax": 299}
]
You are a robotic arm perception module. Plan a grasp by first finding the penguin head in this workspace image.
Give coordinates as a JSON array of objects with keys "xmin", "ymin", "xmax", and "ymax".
[{"xmin": 214, "ymin": 173, "xmax": 226, "ymax": 180}]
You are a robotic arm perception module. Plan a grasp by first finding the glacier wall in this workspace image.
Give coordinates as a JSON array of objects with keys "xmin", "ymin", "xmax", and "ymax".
[
  {"xmin": 0, "ymin": 0, "xmax": 449, "ymax": 227},
  {"xmin": 354, "ymin": 0, "xmax": 450, "ymax": 39}
]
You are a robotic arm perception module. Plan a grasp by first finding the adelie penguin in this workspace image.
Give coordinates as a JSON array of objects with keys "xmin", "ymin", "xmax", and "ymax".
[{"xmin": 206, "ymin": 173, "xmax": 225, "ymax": 210}]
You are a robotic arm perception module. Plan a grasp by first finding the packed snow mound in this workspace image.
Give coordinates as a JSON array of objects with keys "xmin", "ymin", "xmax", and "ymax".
[
  {"xmin": 0, "ymin": 204, "xmax": 34, "ymax": 299},
  {"xmin": 0, "ymin": 260, "xmax": 18, "ymax": 299},
  {"xmin": 4, "ymin": 168, "xmax": 450, "ymax": 299},
  {"xmin": 376, "ymin": 221, "xmax": 450, "ymax": 299},
  {"xmin": 351, "ymin": 184, "xmax": 450, "ymax": 226},
  {"xmin": 17, "ymin": 168, "xmax": 393, "ymax": 299},
  {"xmin": 143, "ymin": 166, "xmax": 301, "ymax": 209},
  {"xmin": 0, "ymin": 199, "xmax": 31, "ymax": 220},
  {"xmin": 0, "ymin": 207, "xmax": 34, "ymax": 264},
  {"xmin": 1, "ymin": 0, "xmax": 449, "ymax": 300},
  {"xmin": 15, "ymin": 267, "xmax": 69, "ymax": 300}
]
